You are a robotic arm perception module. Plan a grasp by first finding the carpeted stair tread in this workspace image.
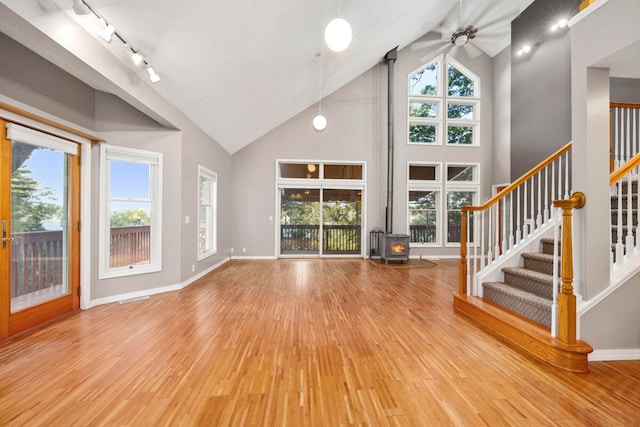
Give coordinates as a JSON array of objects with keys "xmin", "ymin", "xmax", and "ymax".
[
  {"xmin": 502, "ymin": 267, "xmax": 554, "ymax": 298},
  {"xmin": 521, "ymin": 252, "xmax": 558, "ymax": 276},
  {"xmin": 483, "ymin": 282, "xmax": 552, "ymax": 327}
]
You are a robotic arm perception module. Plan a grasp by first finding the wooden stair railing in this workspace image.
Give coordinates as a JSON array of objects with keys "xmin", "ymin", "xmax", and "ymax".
[
  {"xmin": 610, "ymin": 102, "xmax": 640, "ymax": 173},
  {"xmin": 459, "ymin": 142, "xmax": 572, "ymax": 295},
  {"xmin": 610, "ymin": 150, "xmax": 640, "ymax": 270},
  {"xmin": 552, "ymin": 192, "xmax": 585, "ymax": 345},
  {"xmin": 455, "ymin": 142, "xmax": 594, "ymax": 373}
]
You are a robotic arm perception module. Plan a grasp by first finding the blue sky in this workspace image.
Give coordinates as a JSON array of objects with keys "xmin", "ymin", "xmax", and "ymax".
[{"xmin": 20, "ymin": 148, "xmax": 150, "ymax": 213}]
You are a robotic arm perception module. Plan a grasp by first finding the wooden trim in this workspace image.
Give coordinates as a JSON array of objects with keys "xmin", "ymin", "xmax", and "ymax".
[
  {"xmin": 610, "ymin": 102, "xmax": 640, "ymax": 109},
  {"xmin": 0, "ymin": 101, "xmax": 103, "ymax": 144},
  {"xmin": 0, "ymin": 120, "xmax": 10, "ymax": 340},
  {"xmin": 453, "ymin": 293, "xmax": 593, "ymax": 373},
  {"xmin": 610, "ymin": 151, "xmax": 640, "ymax": 185}
]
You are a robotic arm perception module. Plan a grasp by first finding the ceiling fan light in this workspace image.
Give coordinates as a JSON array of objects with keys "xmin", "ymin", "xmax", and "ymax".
[
  {"xmin": 453, "ymin": 33, "xmax": 468, "ymax": 46},
  {"xmin": 313, "ymin": 114, "xmax": 327, "ymax": 131},
  {"xmin": 324, "ymin": 18, "xmax": 352, "ymax": 52}
]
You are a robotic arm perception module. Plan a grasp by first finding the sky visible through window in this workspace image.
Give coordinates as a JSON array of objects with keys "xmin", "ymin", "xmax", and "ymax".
[{"xmin": 22, "ymin": 149, "xmax": 150, "ymax": 229}]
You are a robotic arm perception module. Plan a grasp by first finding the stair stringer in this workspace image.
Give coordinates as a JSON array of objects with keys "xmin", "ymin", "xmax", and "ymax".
[{"xmin": 475, "ymin": 221, "xmax": 558, "ymax": 298}]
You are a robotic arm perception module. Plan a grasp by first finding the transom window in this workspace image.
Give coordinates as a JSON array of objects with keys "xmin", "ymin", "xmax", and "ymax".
[{"xmin": 408, "ymin": 54, "xmax": 480, "ymax": 146}]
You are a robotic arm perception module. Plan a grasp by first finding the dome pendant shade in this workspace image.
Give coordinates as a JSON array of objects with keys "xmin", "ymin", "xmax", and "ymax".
[
  {"xmin": 313, "ymin": 114, "xmax": 327, "ymax": 131},
  {"xmin": 324, "ymin": 18, "xmax": 352, "ymax": 52}
]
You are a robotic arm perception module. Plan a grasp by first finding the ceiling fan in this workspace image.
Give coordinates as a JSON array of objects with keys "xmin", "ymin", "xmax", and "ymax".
[{"xmin": 412, "ymin": 0, "xmax": 518, "ymax": 62}]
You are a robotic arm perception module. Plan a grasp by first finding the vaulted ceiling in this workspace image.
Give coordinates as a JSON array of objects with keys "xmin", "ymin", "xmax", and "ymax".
[{"xmin": 1, "ymin": 0, "xmax": 535, "ymax": 154}]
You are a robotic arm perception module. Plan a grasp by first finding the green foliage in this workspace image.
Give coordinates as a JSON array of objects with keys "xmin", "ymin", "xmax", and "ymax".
[
  {"xmin": 409, "ymin": 102, "xmax": 437, "ymax": 118},
  {"xmin": 409, "ymin": 124, "xmax": 436, "ymax": 143},
  {"xmin": 110, "ymin": 209, "xmax": 150, "ymax": 227},
  {"xmin": 447, "ymin": 64, "xmax": 474, "ymax": 97},
  {"xmin": 11, "ymin": 168, "xmax": 59, "ymax": 232},
  {"xmin": 409, "ymin": 62, "xmax": 437, "ymax": 95},
  {"xmin": 447, "ymin": 126, "xmax": 473, "ymax": 145}
]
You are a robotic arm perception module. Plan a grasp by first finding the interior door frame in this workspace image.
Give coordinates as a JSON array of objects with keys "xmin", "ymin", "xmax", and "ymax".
[{"xmin": 0, "ymin": 119, "xmax": 81, "ymax": 340}]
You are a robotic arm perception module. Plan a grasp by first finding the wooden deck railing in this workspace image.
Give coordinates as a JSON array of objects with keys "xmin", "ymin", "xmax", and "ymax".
[
  {"xmin": 11, "ymin": 225, "xmax": 151, "ymax": 297},
  {"xmin": 11, "ymin": 230, "xmax": 63, "ymax": 298},
  {"xmin": 110, "ymin": 225, "xmax": 151, "ymax": 267},
  {"xmin": 280, "ymin": 225, "xmax": 361, "ymax": 254}
]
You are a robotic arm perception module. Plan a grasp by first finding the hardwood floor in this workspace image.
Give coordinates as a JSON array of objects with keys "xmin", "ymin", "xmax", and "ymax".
[{"xmin": 0, "ymin": 258, "xmax": 639, "ymax": 426}]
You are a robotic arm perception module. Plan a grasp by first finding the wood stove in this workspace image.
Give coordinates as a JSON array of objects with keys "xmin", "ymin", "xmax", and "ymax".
[{"xmin": 380, "ymin": 234, "xmax": 410, "ymax": 263}]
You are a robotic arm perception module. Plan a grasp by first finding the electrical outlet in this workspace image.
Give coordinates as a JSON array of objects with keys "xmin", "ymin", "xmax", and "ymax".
[
  {"xmin": 191, "ymin": 264, "xmax": 195, "ymax": 272},
  {"xmin": 230, "ymin": 248, "xmax": 234, "ymax": 253},
  {"xmin": 242, "ymin": 247, "xmax": 246, "ymax": 253}
]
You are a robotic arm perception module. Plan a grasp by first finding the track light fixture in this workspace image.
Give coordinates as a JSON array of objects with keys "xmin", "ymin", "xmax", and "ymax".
[
  {"xmin": 72, "ymin": 0, "xmax": 90, "ymax": 15},
  {"xmin": 70, "ymin": 0, "xmax": 160, "ymax": 83},
  {"xmin": 98, "ymin": 22, "xmax": 115, "ymax": 43}
]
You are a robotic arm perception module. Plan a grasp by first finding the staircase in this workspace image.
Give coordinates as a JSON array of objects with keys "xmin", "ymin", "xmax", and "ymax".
[
  {"xmin": 482, "ymin": 238, "xmax": 558, "ymax": 328},
  {"xmin": 611, "ymin": 179, "xmax": 638, "ymax": 261}
]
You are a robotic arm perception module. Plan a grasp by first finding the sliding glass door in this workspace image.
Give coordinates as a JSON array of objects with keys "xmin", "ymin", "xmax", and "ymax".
[{"xmin": 279, "ymin": 187, "xmax": 362, "ymax": 256}]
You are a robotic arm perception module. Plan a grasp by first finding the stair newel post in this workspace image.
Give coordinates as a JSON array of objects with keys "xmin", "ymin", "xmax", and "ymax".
[
  {"xmin": 459, "ymin": 207, "xmax": 468, "ymax": 295},
  {"xmin": 552, "ymin": 192, "xmax": 585, "ymax": 345}
]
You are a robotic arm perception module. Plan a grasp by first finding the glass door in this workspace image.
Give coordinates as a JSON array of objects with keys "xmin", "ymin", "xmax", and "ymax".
[
  {"xmin": 280, "ymin": 188, "xmax": 320, "ymax": 255},
  {"xmin": 322, "ymin": 189, "xmax": 362, "ymax": 255},
  {"xmin": 0, "ymin": 121, "xmax": 80, "ymax": 340}
]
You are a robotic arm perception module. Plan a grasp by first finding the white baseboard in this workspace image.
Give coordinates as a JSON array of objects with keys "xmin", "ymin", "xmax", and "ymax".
[
  {"xmin": 230, "ymin": 255, "xmax": 278, "ymax": 260},
  {"xmin": 589, "ymin": 348, "xmax": 640, "ymax": 361},
  {"xmin": 87, "ymin": 257, "xmax": 230, "ymax": 308}
]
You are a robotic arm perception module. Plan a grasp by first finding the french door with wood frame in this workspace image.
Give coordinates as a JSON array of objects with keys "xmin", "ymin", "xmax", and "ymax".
[{"xmin": 0, "ymin": 120, "xmax": 80, "ymax": 340}]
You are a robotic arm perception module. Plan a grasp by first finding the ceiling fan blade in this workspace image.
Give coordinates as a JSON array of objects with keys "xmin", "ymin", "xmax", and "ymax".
[
  {"xmin": 419, "ymin": 43, "xmax": 451, "ymax": 63},
  {"xmin": 412, "ymin": 39, "xmax": 448, "ymax": 51},
  {"xmin": 464, "ymin": 42, "xmax": 485, "ymax": 59}
]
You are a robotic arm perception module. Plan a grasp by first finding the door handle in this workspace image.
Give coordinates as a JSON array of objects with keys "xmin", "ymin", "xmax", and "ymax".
[{"xmin": 1, "ymin": 220, "xmax": 11, "ymax": 248}]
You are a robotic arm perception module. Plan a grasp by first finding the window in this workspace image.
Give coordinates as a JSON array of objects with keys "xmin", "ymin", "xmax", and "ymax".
[
  {"xmin": 445, "ymin": 163, "xmax": 479, "ymax": 246},
  {"xmin": 198, "ymin": 166, "xmax": 217, "ymax": 259},
  {"xmin": 407, "ymin": 162, "xmax": 441, "ymax": 246},
  {"xmin": 408, "ymin": 55, "xmax": 480, "ymax": 146},
  {"xmin": 407, "ymin": 162, "xmax": 479, "ymax": 247},
  {"xmin": 99, "ymin": 145, "xmax": 163, "ymax": 278}
]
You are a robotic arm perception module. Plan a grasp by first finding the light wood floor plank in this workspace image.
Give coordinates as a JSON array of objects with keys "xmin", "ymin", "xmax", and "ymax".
[{"xmin": 0, "ymin": 258, "xmax": 639, "ymax": 426}]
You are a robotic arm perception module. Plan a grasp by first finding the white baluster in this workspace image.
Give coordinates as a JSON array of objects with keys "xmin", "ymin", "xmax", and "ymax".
[
  {"xmin": 487, "ymin": 205, "xmax": 493, "ymax": 263},
  {"xmin": 508, "ymin": 192, "xmax": 515, "ymax": 250},
  {"xmin": 530, "ymin": 176, "xmax": 536, "ymax": 233},
  {"xmin": 626, "ymin": 172, "xmax": 634, "ymax": 256},
  {"xmin": 616, "ymin": 178, "xmax": 624, "ymax": 266},
  {"xmin": 564, "ymin": 151, "xmax": 570, "ymax": 200},
  {"xmin": 523, "ymin": 181, "xmax": 529, "ymax": 237},
  {"xmin": 543, "ymin": 166, "xmax": 549, "ymax": 223},
  {"xmin": 481, "ymin": 210, "xmax": 485, "ymax": 269},
  {"xmin": 495, "ymin": 202, "xmax": 501, "ymax": 259},
  {"xmin": 536, "ymin": 172, "xmax": 543, "ymax": 229},
  {"xmin": 516, "ymin": 186, "xmax": 522, "ymax": 244}
]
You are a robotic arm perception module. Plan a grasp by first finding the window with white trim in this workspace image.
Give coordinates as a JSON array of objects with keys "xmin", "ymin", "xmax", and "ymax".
[
  {"xmin": 408, "ymin": 54, "xmax": 480, "ymax": 146},
  {"xmin": 407, "ymin": 163, "xmax": 441, "ymax": 246},
  {"xmin": 198, "ymin": 165, "xmax": 217, "ymax": 259},
  {"xmin": 99, "ymin": 145, "xmax": 163, "ymax": 278},
  {"xmin": 445, "ymin": 163, "xmax": 479, "ymax": 246},
  {"xmin": 407, "ymin": 162, "xmax": 479, "ymax": 247}
]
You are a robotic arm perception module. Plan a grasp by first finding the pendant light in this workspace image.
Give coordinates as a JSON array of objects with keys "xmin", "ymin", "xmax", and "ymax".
[
  {"xmin": 313, "ymin": 53, "xmax": 327, "ymax": 131},
  {"xmin": 324, "ymin": 1, "xmax": 352, "ymax": 52}
]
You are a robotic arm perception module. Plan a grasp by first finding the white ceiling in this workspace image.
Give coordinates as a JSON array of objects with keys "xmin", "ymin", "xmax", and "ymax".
[{"xmin": 5, "ymin": 0, "xmax": 535, "ymax": 154}]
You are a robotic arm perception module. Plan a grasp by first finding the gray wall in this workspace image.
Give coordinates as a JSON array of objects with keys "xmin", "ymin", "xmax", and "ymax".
[
  {"xmin": 0, "ymin": 30, "xmax": 232, "ymax": 302},
  {"xmin": 611, "ymin": 77, "xmax": 640, "ymax": 103},
  {"xmin": 492, "ymin": 46, "xmax": 512, "ymax": 186},
  {"xmin": 231, "ymin": 33, "xmax": 496, "ymax": 259},
  {"xmin": 0, "ymin": 31, "xmax": 95, "ymax": 129},
  {"xmin": 510, "ymin": 0, "xmax": 581, "ymax": 180}
]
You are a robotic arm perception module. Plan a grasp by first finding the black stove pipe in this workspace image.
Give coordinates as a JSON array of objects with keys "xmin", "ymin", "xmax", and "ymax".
[{"xmin": 384, "ymin": 47, "xmax": 398, "ymax": 235}]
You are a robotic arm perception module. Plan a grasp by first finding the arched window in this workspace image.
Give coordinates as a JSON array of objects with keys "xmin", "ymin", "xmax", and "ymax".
[{"xmin": 408, "ymin": 54, "xmax": 480, "ymax": 146}]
